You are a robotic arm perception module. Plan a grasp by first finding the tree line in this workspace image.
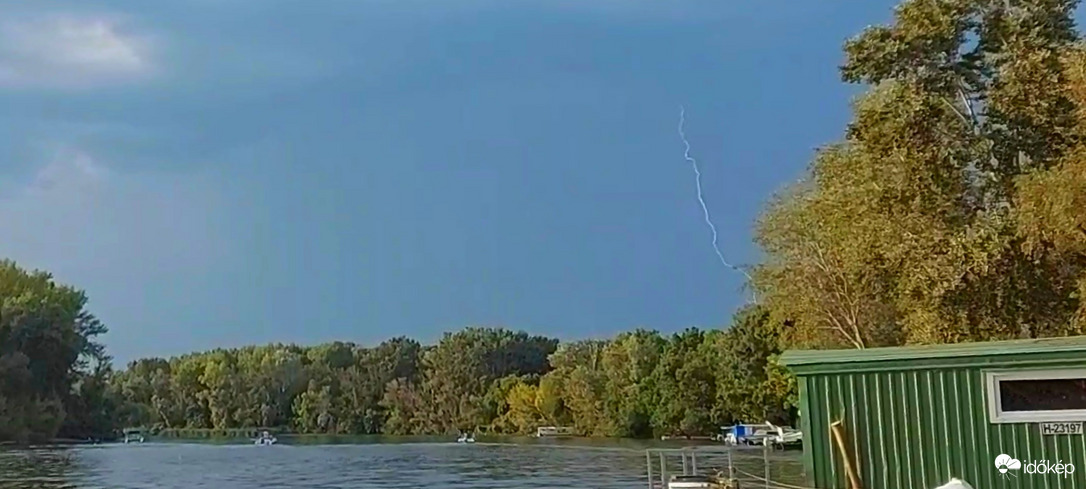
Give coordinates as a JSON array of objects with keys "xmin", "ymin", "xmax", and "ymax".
[
  {"xmin": 110, "ymin": 308, "xmax": 792, "ymax": 437},
  {"xmin": 0, "ymin": 250, "xmax": 792, "ymax": 441},
  {"xmin": 5, "ymin": 0, "xmax": 1086, "ymax": 443}
]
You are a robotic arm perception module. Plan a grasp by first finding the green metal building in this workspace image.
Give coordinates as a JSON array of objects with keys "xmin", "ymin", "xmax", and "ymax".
[{"xmin": 780, "ymin": 336, "xmax": 1086, "ymax": 489}]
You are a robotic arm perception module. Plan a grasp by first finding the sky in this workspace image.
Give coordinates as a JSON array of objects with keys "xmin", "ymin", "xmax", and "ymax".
[{"xmin": 0, "ymin": 0, "xmax": 913, "ymax": 365}]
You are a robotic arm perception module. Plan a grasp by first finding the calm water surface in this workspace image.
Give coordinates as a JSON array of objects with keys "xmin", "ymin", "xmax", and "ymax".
[{"xmin": 0, "ymin": 438, "xmax": 805, "ymax": 488}]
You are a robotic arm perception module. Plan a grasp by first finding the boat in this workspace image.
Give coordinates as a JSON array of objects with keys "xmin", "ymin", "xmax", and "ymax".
[
  {"xmin": 717, "ymin": 422, "xmax": 801, "ymax": 447},
  {"xmin": 668, "ymin": 475, "xmax": 718, "ymax": 489},
  {"xmin": 456, "ymin": 432, "xmax": 475, "ymax": 443},
  {"xmin": 764, "ymin": 421, "xmax": 802, "ymax": 448},
  {"xmin": 644, "ymin": 447, "xmax": 739, "ymax": 489},
  {"xmin": 122, "ymin": 428, "xmax": 145, "ymax": 444},
  {"xmin": 535, "ymin": 426, "xmax": 575, "ymax": 437},
  {"xmin": 717, "ymin": 423, "xmax": 771, "ymax": 445},
  {"xmin": 254, "ymin": 430, "xmax": 277, "ymax": 445}
]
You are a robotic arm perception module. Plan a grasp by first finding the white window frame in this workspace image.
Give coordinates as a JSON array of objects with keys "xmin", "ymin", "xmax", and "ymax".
[{"xmin": 986, "ymin": 368, "xmax": 1086, "ymax": 424}]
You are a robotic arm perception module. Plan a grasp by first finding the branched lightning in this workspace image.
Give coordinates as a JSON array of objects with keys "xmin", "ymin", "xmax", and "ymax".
[{"xmin": 677, "ymin": 106, "xmax": 757, "ymax": 303}]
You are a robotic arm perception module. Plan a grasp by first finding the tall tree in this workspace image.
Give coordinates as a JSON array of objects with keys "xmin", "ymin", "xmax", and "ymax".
[
  {"xmin": 756, "ymin": 0, "xmax": 1086, "ymax": 348},
  {"xmin": 0, "ymin": 260, "xmax": 112, "ymax": 442}
]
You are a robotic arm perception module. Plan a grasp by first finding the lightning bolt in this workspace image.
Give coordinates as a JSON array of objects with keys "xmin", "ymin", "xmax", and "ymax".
[{"xmin": 677, "ymin": 106, "xmax": 756, "ymax": 303}]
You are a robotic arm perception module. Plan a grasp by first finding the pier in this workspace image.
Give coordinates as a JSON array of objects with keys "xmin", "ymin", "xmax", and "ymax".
[{"xmin": 644, "ymin": 445, "xmax": 807, "ymax": 489}]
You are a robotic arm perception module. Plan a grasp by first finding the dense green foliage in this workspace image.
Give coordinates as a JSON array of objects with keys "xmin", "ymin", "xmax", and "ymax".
[
  {"xmin": 112, "ymin": 317, "xmax": 792, "ymax": 437},
  {"xmin": 8, "ymin": 0, "xmax": 1086, "ymax": 443},
  {"xmin": 0, "ymin": 260, "xmax": 117, "ymax": 443}
]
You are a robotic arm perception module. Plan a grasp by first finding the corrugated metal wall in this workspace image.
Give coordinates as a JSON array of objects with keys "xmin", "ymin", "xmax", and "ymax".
[{"xmin": 801, "ymin": 366, "xmax": 1086, "ymax": 489}]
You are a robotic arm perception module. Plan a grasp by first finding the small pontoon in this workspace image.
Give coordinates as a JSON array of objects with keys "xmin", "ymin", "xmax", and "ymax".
[
  {"xmin": 535, "ymin": 426, "xmax": 575, "ymax": 437},
  {"xmin": 254, "ymin": 431, "xmax": 277, "ymax": 445},
  {"xmin": 122, "ymin": 428, "xmax": 145, "ymax": 444}
]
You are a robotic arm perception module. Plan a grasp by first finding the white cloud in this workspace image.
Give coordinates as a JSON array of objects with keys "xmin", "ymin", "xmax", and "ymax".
[
  {"xmin": 24, "ymin": 148, "xmax": 108, "ymax": 193},
  {"xmin": 0, "ymin": 13, "xmax": 155, "ymax": 89}
]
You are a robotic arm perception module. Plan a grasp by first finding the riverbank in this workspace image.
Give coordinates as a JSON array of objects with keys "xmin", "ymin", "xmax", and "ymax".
[{"xmin": 17, "ymin": 433, "xmax": 740, "ymax": 451}]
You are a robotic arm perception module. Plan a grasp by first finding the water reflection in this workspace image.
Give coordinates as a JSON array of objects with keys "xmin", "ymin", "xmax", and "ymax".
[
  {"xmin": 0, "ymin": 440, "xmax": 804, "ymax": 489},
  {"xmin": 0, "ymin": 448, "xmax": 82, "ymax": 489}
]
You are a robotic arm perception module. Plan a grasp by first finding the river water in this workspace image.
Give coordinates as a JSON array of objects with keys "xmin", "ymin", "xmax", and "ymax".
[{"xmin": 0, "ymin": 437, "xmax": 805, "ymax": 489}]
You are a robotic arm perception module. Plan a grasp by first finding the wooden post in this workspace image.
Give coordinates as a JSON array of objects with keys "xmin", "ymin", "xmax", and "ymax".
[{"xmin": 830, "ymin": 420, "xmax": 863, "ymax": 489}]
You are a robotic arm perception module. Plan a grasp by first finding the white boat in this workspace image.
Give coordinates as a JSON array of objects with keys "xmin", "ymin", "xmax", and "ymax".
[
  {"xmin": 718, "ymin": 422, "xmax": 802, "ymax": 447},
  {"xmin": 122, "ymin": 428, "xmax": 145, "ymax": 444},
  {"xmin": 717, "ymin": 423, "xmax": 774, "ymax": 445},
  {"xmin": 668, "ymin": 475, "xmax": 715, "ymax": 489},
  {"xmin": 765, "ymin": 421, "xmax": 803, "ymax": 448},
  {"xmin": 254, "ymin": 431, "xmax": 277, "ymax": 445}
]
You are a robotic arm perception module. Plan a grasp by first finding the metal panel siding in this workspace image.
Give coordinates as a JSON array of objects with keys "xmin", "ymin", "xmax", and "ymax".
[
  {"xmin": 799, "ymin": 376, "xmax": 816, "ymax": 486},
  {"xmin": 800, "ymin": 362, "xmax": 1086, "ymax": 489},
  {"xmin": 804, "ymin": 375, "xmax": 825, "ymax": 487}
]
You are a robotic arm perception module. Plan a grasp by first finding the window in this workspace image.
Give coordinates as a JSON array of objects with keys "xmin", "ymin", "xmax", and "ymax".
[{"xmin": 987, "ymin": 369, "xmax": 1086, "ymax": 423}]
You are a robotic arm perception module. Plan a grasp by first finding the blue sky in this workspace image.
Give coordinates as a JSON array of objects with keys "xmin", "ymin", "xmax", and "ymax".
[{"xmin": 0, "ymin": 0, "xmax": 909, "ymax": 364}]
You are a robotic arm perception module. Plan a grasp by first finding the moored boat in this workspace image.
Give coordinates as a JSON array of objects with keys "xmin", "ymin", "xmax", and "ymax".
[
  {"xmin": 122, "ymin": 428, "xmax": 145, "ymax": 444},
  {"xmin": 717, "ymin": 422, "xmax": 802, "ymax": 448},
  {"xmin": 764, "ymin": 421, "xmax": 802, "ymax": 449},
  {"xmin": 254, "ymin": 430, "xmax": 277, "ymax": 445},
  {"xmin": 668, "ymin": 475, "xmax": 717, "ymax": 489},
  {"xmin": 535, "ymin": 426, "xmax": 575, "ymax": 437}
]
